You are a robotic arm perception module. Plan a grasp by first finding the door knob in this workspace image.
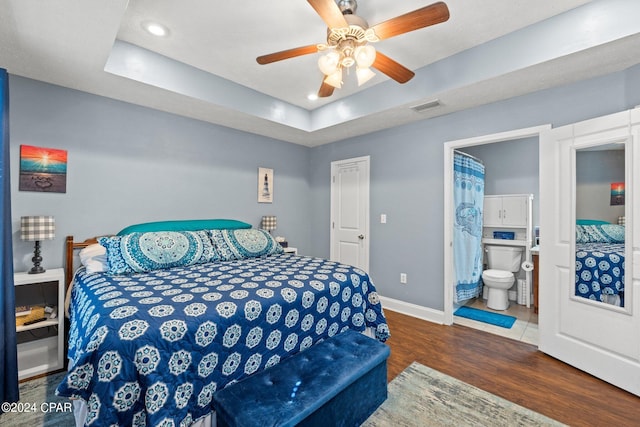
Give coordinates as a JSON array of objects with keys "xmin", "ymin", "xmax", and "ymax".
[{"xmin": 358, "ymin": 234, "xmax": 365, "ymax": 240}]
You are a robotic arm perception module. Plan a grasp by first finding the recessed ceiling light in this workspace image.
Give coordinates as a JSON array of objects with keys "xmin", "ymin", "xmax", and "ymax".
[
  {"xmin": 142, "ymin": 21, "xmax": 169, "ymax": 37},
  {"xmin": 307, "ymin": 93, "xmax": 318, "ymax": 101}
]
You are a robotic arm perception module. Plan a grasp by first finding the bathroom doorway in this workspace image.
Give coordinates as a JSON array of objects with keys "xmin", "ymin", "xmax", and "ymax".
[{"xmin": 443, "ymin": 125, "xmax": 549, "ymax": 344}]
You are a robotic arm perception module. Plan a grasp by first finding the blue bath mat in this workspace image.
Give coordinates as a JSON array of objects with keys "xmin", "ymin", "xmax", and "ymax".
[{"xmin": 454, "ymin": 306, "xmax": 516, "ymax": 329}]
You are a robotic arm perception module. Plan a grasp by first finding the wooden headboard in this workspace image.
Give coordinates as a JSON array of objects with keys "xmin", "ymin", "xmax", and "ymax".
[{"xmin": 64, "ymin": 235, "xmax": 99, "ymax": 291}]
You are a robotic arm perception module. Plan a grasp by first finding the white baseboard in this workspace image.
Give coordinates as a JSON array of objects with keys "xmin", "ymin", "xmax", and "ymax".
[{"xmin": 379, "ymin": 295, "xmax": 446, "ymax": 325}]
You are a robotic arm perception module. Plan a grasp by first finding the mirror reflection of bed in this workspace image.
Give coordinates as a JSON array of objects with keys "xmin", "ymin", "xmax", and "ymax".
[{"xmin": 575, "ymin": 143, "xmax": 625, "ymax": 307}]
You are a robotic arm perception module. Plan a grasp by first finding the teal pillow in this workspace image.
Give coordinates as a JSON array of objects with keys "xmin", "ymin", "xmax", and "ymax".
[
  {"xmin": 576, "ymin": 224, "xmax": 625, "ymax": 244},
  {"xmin": 99, "ymin": 230, "xmax": 219, "ymax": 275},
  {"xmin": 117, "ymin": 219, "xmax": 251, "ymax": 235},
  {"xmin": 209, "ymin": 229, "xmax": 283, "ymax": 261},
  {"xmin": 576, "ymin": 219, "xmax": 610, "ymax": 225}
]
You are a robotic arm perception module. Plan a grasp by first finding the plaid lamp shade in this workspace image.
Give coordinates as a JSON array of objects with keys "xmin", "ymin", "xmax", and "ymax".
[
  {"xmin": 261, "ymin": 215, "xmax": 277, "ymax": 231},
  {"xmin": 20, "ymin": 216, "xmax": 55, "ymax": 241}
]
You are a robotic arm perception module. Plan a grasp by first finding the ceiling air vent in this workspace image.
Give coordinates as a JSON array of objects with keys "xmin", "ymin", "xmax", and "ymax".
[{"xmin": 410, "ymin": 99, "xmax": 441, "ymax": 113}]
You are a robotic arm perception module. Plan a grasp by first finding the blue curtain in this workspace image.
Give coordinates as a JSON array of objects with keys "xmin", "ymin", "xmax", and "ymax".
[
  {"xmin": 453, "ymin": 152, "xmax": 485, "ymax": 302},
  {"xmin": 0, "ymin": 68, "xmax": 19, "ymax": 406}
]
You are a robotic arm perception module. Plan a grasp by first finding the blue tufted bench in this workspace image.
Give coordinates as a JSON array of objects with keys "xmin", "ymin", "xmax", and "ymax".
[{"xmin": 212, "ymin": 329, "xmax": 390, "ymax": 427}]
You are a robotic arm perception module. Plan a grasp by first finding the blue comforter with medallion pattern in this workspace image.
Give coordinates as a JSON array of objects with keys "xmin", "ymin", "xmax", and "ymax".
[
  {"xmin": 56, "ymin": 253, "xmax": 389, "ymax": 426},
  {"xmin": 575, "ymin": 242, "xmax": 624, "ymax": 306}
]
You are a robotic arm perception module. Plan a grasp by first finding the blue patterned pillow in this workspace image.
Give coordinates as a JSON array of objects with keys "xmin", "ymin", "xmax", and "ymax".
[
  {"xmin": 99, "ymin": 231, "xmax": 219, "ymax": 275},
  {"xmin": 209, "ymin": 229, "xmax": 283, "ymax": 261},
  {"xmin": 576, "ymin": 224, "xmax": 625, "ymax": 244}
]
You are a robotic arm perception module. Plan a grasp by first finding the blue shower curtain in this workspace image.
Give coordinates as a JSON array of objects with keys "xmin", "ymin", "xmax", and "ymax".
[
  {"xmin": 453, "ymin": 152, "xmax": 485, "ymax": 302},
  {"xmin": 0, "ymin": 68, "xmax": 19, "ymax": 407}
]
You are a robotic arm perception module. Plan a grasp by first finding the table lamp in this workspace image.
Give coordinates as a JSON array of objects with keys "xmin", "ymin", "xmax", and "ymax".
[
  {"xmin": 21, "ymin": 215, "xmax": 55, "ymax": 274},
  {"xmin": 261, "ymin": 215, "xmax": 277, "ymax": 235}
]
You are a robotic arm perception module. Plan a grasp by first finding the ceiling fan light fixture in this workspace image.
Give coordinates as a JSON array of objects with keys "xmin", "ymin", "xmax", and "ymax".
[
  {"xmin": 324, "ymin": 70, "xmax": 343, "ymax": 88},
  {"xmin": 354, "ymin": 45, "xmax": 376, "ymax": 68},
  {"xmin": 318, "ymin": 50, "xmax": 341, "ymax": 75},
  {"xmin": 356, "ymin": 67, "xmax": 376, "ymax": 86},
  {"xmin": 340, "ymin": 56, "xmax": 355, "ymax": 68},
  {"xmin": 257, "ymin": 0, "xmax": 451, "ymax": 98}
]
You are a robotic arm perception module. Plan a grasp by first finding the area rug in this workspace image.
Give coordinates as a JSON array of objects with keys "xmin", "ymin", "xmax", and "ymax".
[
  {"xmin": 3, "ymin": 363, "xmax": 564, "ymax": 427},
  {"xmin": 363, "ymin": 362, "xmax": 566, "ymax": 427},
  {"xmin": 0, "ymin": 371, "xmax": 74, "ymax": 427},
  {"xmin": 454, "ymin": 306, "xmax": 516, "ymax": 328}
]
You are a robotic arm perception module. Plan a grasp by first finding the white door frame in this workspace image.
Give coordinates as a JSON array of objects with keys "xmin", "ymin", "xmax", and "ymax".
[
  {"xmin": 443, "ymin": 125, "xmax": 551, "ymax": 325},
  {"xmin": 330, "ymin": 155, "xmax": 370, "ymax": 272}
]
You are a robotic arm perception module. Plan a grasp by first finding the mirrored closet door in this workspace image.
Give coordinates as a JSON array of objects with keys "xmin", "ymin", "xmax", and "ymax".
[{"xmin": 540, "ymin": 109, "xmax": 639, "ymax": 397}]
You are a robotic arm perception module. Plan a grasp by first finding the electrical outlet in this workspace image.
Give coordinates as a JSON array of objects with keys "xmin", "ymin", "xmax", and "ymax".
[
  {"xmin": 380, "ymin": 214, "xmax": 387, "ymax": 224},
  {"xmin": 400, "ymin": 273, "xmax": 407, "ymax": 284}
]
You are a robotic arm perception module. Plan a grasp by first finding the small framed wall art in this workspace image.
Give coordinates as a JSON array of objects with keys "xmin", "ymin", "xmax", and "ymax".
[
  {"xmin": 19, "ymin": 145, "xmax": 67, "ymax": 193},
  {"xmin": 258, "ymin": 167, "xmax": 273, "ymax": 203},
  {"xmin": 610, "ymin": 182, "xmax": 624, "ymax": 205}
]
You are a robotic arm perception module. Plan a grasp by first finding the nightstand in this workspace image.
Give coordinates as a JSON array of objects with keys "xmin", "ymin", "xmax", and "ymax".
[
  {"xmin": 283, "ymin": 247, "xmax": 298, "ymax": 255},
  {"xmin": 14, "ymin": 268, "xmax": 65, "ymax": 380}
]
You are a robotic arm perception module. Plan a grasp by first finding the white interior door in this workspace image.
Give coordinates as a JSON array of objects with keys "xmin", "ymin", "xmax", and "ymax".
[
  {"xmin": 539, "ymin": 110, "xmax": 640, "ymax": 396},
  {"xmin": 330, "ymin": 156, "xmax": 370, "ymax": 271}
]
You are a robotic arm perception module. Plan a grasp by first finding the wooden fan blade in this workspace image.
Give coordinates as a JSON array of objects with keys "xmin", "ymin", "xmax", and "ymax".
[
  {"xmin": 318, "ymin": 80, "xmax": 335, "ymax": 98},
  {"xmin": 256, "ymin": 45, "xmax": 319, "ymax": 65},
  {"xmin": 307, "ymin": 0, "xmax": 348, "ymax": 29},
  {"xmin": 371, "ymin": 51, "xmax": 415, "ymax": 83},
  {"xmin": 371, "ymin": 2, "xmax": 449, "ymax": 41}
]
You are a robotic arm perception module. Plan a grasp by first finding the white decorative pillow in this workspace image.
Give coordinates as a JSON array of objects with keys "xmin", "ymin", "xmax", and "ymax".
[{"xmin": 79, "ymin": 244, "xmax": 107, "ymax": 274}]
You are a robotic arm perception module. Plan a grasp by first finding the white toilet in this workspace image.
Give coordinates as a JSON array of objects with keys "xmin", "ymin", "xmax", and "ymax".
[{"xmin": 482, "ymin": 245, "xmax": 523, "ymax": 310}]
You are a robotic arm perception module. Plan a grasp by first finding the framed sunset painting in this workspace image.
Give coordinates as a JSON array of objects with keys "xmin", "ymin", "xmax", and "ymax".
[
  {"xmin": 610, "ymin": 182, "xmax": 624, "ymax": 205},
  {"xmin": 19, "ymin": 145, "xmax": 67, "ymax": 193}
]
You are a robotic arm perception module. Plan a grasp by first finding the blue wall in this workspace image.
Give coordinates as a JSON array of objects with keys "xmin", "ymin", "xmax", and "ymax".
[
  {"xmin": 9, "ymin": 76, "xmax": 311, "ymax": 272},
  {"xmin": 9, "ymin": 64, "xmax": 640, "ymax": 312}
]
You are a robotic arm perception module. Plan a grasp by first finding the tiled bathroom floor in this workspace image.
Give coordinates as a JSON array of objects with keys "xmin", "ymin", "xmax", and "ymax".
[{"xmin": 454, "ymin": 298, "xmax": 538, "ymax": 346}]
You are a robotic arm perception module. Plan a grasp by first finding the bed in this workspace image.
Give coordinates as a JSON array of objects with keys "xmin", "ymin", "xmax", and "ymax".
[
  {"xmin": 575, "ymin": 223, "xmax": 625, "ymax": 306},
  {"xmin": 55, "ymin": 220, "xmax": 390, "ymax": 427}
]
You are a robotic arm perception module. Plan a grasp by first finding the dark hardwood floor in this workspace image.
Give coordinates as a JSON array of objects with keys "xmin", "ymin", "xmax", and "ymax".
[{"xmin": 384, "ymin": 309, "xmax": 640, "ymax": 427}]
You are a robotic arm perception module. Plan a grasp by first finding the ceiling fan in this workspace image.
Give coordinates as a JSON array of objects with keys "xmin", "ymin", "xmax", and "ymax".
[{"xmin": 256, "ymin": 0, "xmax": 450, "ymax": 98}]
